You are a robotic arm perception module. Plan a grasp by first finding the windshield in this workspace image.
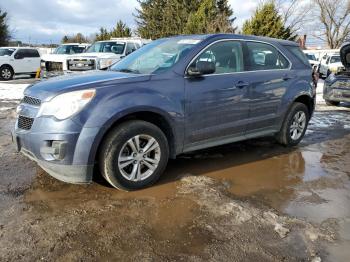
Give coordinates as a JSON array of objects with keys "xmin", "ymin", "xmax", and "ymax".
[
  {"xmin": 110, "ymin": 38, "xmax": 202, "ymax": 74},
  {"xmin": 305, "ymin": 53, "xmax": 316, "ymax": 61},
  {"xmin": 86, "ymin": 41, "xmax": 125, "ymax": 54},
  {"xmin": 0, "ymin": 48, "xmax": 15, "ymax": 56},
  {"xmin": 54, "ymin": 45, "xmax": 86, "ymax": 54},
  {"xmin": 330, "ymin": 56, "xmax": 341, "ymax": 63}
]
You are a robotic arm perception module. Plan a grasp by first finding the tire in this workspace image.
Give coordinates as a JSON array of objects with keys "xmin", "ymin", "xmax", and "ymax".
[
  {"xmin": 325, "ymin": 100, "xmax": 340, "ymax": 106},
  {"xmin": 276, "ymin": 102, "xmax": 310, "ymax": 146},
  {"xmin": 0, "ymin": 65, "xmax": 14, "ymax": 81},
  {"xmin": 99, "ymin": 120, "xmax": 169, "ymax": 190}
]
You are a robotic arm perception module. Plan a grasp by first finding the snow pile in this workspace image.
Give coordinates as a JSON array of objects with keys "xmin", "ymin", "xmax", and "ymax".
[
  {"xmin": 0, "ymin": 83, "xmax": 29, "ymax": 100},
  {"xmin": 316, "ymin": 81, "xmax": 325, "ymax": 105}
]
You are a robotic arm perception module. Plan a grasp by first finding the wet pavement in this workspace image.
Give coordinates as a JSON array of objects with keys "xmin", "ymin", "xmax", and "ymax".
[{"xmin": 0, "ymin": 86, "xmax": 350, "ymax": 261}]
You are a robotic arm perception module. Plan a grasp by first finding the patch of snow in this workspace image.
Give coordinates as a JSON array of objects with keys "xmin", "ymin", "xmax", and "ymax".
[
  {"xmin": 0, "ymin": 83, "xmax": 29, "ymax": 100},
  {"xmin": 0, "ymin": 107, "xmax": 13, "ymax": 111}
]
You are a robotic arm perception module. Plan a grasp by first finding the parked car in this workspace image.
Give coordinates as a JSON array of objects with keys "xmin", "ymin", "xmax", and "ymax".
[
  {"xmin": 66, "ymin": 38, "xmax": 150, "ymax": 72},
  {"xmin": 319, "ymin": 53, "xmax": 344, "ymax": 78},
  {"xmin": 0, "ymin": 47, "xmax": 41, "ymax": 81},
  {"xmin": 14, "ymin": 34, "xmax": 314, "ymax": 190},
  {"xmin": 303, "ymin": 51, "xmax": 319, "ymax": 69},
  {"xmin": 40, "ymin": 43, "xmax": 90, "ymax": 77},
  {"xmin": 323, "ymin": 42, "xmax": 350, "ymax": 106}
]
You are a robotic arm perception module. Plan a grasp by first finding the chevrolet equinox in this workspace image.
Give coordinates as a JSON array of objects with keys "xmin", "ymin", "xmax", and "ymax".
[{"xmin": 14, "ymin": 34, "xmax": 315, "ymax": 190}]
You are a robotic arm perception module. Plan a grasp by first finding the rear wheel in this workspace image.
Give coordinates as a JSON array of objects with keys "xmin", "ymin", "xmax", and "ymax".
[
  {"xmin": 99, "ymin": 120, "xmax": 169, "ymax": 190},
  {"xmin": 0, "ymin": 65, "xmax": 14, "ymax": 81},
  {"xmin": 276, "ymin": 102, "xmax": 309, "ymax": 146},
  {"xmin": 325, "ymin": 100, "xmax": 340, "ymax": 106}
]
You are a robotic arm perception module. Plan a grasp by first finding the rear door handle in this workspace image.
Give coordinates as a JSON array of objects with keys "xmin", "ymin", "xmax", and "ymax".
[
  {"xmin": 283, "ymin": 74, "xmax": 295, "ymax": 81},
  {"xmin": 235, "ymin": 81, "xmax": 249, "ymax": 89}
]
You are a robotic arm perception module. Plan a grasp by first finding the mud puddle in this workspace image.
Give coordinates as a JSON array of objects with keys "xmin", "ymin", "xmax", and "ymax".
[{"xmin": 1, "ymin": 105, "xmax": 350, "ymax": 260}]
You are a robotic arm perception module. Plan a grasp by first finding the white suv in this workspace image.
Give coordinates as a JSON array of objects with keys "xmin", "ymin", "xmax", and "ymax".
[
  {"xmin": 0, "ymin": 47, "xmax": 41, "ymax": 81},
  {"xmin": 66, "ymin": 38, "xmax": 150, "ymax": 72}
]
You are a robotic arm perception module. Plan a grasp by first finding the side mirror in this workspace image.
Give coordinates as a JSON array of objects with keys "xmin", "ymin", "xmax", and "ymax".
[{"xmin": 187, "ymin": 61, "xmax": 215, "ymax": 77}]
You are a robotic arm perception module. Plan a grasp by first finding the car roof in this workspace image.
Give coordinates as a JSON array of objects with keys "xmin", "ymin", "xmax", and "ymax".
[
  {"xmin": 0, "ymin": 46, "xmax": 37, "ymax": 49},
  {"xmin": 61, "ymin": 43, "xmax": 89, "ymax": 46},
  {"xmin": 165, "ymin": 34, "xmax": 299, "ymax": 46}
]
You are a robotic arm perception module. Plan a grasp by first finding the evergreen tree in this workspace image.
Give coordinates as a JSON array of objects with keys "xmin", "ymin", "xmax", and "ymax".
[
  {"xmin": 0, "ymin": 9, "xmax": 10, "ymax": 46},
  {"xmin": 135, "ymin": 0, "xmax": 235, "ymax": 39},
  {"xmin": 242, "ymin": 1, "xmax": 296, "ymax": 40},
  {"xmin": 110, "ymin": 20, "xmax": 132, "ymax": 38},
  {"xmin": 95, "ymin": 27, "xmax": 110, "ymax": 41},
  {"xmin": 61, "ymin": 35, "xmax": 69, "ymax": 44}
]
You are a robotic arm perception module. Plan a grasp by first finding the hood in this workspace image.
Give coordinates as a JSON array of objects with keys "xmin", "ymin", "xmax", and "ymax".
[
  {"xmin": 69, "ymin": 52, "xmax": 121, "ymax": 59},
  {"xmin": 41, "ymin": 54, "xmax": 69, "ymax": 63},
  {"xmin": 24, "ymin": 70, "xmax": 150, "ymax": 101},
  {"xmin": 340, "ymin": 42, "xmax": 350, "ymax": 70}
]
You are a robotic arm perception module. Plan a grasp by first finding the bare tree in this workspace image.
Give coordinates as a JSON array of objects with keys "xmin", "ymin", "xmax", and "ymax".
[
  {"xmin": 312, "ymin": 0, "xmax": 350, "ymax": 48},
  {"xmin": 275, "ymin": 0, "xmax": 313, "ymax": 35}
]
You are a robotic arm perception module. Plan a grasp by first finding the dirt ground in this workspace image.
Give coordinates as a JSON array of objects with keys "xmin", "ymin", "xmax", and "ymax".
[{"xmin": 0, "ymin": 80, "xmax": 350, "ymax": 261}]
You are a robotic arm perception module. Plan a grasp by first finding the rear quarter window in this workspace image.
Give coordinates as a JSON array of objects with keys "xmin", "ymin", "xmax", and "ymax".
[{"xmin": 285, "ymin": 45, "xmax": 310, "ymax": 66}]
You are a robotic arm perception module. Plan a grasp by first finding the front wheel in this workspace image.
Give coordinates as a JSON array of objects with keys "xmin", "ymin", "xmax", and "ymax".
[
  {"xmin": 99, "ymin": 120, "xmax": 169, "ymax": 190},
  {"xmin": 276, "ymin": 102, "xmax": 310, "ymax": 146},
  {"xmin": 0, "ymin": 65, "xmax": 14, "ymax": 81}
]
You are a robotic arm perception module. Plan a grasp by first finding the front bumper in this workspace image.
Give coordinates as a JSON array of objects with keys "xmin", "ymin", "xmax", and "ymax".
[
  {"xmin": 14, "ymin": 116, "xmax": 100, "ymax": 184},
  {"xmin": 323, "ymin": 88, "xmax": 350, "ymax": 102}
]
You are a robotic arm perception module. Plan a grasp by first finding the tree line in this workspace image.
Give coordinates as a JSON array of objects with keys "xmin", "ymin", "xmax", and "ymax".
[{"xmin": 1, "ymin": 0, "xmax": 349, "ymax": 48}]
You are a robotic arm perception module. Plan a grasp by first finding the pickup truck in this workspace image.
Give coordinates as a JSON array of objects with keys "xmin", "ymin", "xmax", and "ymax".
[{"xmin": 66, "ymin": 38, "xmax": 150, "ymax": 71}]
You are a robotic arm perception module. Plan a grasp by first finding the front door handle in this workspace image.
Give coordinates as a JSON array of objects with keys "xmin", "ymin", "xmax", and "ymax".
[{"xmin": 235, "ymin": 81, "xmax": 249, "ymax": 89}]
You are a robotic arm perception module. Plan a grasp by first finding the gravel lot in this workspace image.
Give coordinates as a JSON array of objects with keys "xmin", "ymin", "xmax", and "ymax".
[{"xmin": 0, "ymin": 78, "xmax": 349, "ymax": 261}]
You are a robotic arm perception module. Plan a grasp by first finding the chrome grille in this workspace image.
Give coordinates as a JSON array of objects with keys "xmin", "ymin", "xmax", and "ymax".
[
  {"xmin": 68, "ymin": 59, "xmax": 96, "ymax": 71},
  {"xmin": 18, "ymin": 116, "xmax": 34, "ymax": 130},
  {"xmin": 46, "ymin": 61, "xmax": 63, "ymax": 71},
  {"xmin": 22, "ymin": 96, "xmax": 41, "ymax": 106}
]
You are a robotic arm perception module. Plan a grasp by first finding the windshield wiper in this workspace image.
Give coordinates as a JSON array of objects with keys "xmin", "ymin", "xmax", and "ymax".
[{"xmin": 115, "ymin": 68, "xmax": 140, "ymax": 74}]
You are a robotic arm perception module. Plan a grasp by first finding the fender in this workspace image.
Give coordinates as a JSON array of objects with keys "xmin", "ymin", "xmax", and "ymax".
[{"xmin": 77, "ymin": 87, "xmax": 185, "ymax": 164}]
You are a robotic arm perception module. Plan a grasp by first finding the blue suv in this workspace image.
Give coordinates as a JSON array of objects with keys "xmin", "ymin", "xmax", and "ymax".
[{"xmin": 14, "ymin": 34, "xmax": 315, "ymax": 190}]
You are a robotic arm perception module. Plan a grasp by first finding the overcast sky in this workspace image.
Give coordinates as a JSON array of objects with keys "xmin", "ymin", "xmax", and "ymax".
[{"xmin": 1, "ymin": 0, "xmax": 261, "ymax": 44}]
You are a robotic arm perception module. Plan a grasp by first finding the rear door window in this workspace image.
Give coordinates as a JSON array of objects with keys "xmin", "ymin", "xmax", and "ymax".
[
  {"xmin": 284, "ymin": 45, "xmax": 310, "ymax": 66},
  {"xmin": 245, "ymin": 42, "xmax": 290, "ymax": 70}
]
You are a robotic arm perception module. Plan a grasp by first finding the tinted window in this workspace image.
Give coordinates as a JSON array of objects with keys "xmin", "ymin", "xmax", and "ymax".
[
  {"xmin": 190, "ymin": 41, "xmax": 244, "ymax": 74},
  {"xmin": 15, "ymin": 49, "xmax": 40, "ymax": 58},
  {"xmin": 246, "ymin": 42, "xmax": 290, "ymax": 70},
  {"xmin": 284, "ymin": 45, "xmax": 310, "ymax": 66}
]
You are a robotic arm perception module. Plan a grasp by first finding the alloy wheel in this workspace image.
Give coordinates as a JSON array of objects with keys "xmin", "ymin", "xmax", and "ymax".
[
  {"xmin": 290, "ymin": 111, "xmax": 306, "ymax": 141},
  {"xmin": 118, "ymin": 134, "xmax": 161, "ymax": 182}
]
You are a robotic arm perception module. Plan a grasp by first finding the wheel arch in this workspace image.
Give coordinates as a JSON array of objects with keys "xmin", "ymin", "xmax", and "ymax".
[
  {"xmin": 0, "ymin": 64, "xmax": 14, "ymax": 74},
  {"xmin": 92, "ymin": 110, "xmax": 178, "ymax": 166}
]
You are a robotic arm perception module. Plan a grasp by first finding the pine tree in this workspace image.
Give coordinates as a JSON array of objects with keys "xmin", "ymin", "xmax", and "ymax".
[
  {"xmin": 110, "ymin": 20, "xmax": 132, "ymax": 38},
  {"xmin": 135, "ymin": 0, "xmax": 236, "ymax": 39},
  {"xmin": 95, "ymin": 27, "xmax": 110, "ymax": 41},
  {"xmin": 61, "ymin": 35, "xmax": 69, "ymax": 43},
  {"xmin": 0, "ymin": 9, "xmax": 10, "ymax": 46},
  {"xmin": 242, "ymin": 1, "xmax": 296, "ymax": 40}
]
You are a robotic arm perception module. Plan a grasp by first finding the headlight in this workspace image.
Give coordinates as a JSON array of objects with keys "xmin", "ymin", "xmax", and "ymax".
[
  {"xmin": 38, "ymin": 89, "xmax": 95, "ymax": 120},
  {"xmin": 329, "ymin": 66, "xmax": 339, "ymax": 73},
  {"xmin": 40, "ymin": 60, "xmax": 46, "ymax": 68},
  {"xmin": 98, "ymin": 58, "xmax": 115, "ymax": 69}
]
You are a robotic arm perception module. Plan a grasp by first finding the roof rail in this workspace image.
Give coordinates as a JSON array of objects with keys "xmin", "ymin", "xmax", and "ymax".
[{"xmin": 110, "ymin": 37, "xmax": 144, "ymax": 41}]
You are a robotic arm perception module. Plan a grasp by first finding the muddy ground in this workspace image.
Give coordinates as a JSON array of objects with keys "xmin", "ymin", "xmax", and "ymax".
[{"xmin": 0, "ymin": 82, "xmax": 350, "ymax": 261}]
